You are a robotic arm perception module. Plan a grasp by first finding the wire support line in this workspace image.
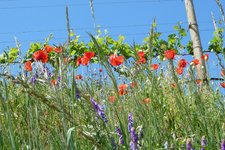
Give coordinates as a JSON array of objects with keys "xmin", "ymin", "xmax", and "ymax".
[
  {"xmin": 0, "ymin": 28, "xmax": 215, "ymax": 44},
  {"xmin": 0, "ymin": 0, "xmax": 182, "ymax": 9},
  {"xmin": 0, "ymin": 21, "xmax": 212, "ymax": 35},
  {"xmin": 0, "ymin": 33, "xmax": 147, "ymax": 44}
]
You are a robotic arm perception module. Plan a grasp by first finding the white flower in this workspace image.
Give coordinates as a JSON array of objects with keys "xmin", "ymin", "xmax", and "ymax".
[
  {"xmin": 157, "ymin": 55, "xmax": 161, "ymax": 59},
  {"xmin": 164, "ymin": 141, "xmax": 168, "ymax": 149}
]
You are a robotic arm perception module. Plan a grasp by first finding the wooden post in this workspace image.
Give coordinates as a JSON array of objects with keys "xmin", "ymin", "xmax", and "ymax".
[
  {"xmin": 184, "ymin": 0, "xmax": 207, "ymax": 81},
  {"xmin": 66, "ymin": 6, "xmax": 71, "ymax": 44}
]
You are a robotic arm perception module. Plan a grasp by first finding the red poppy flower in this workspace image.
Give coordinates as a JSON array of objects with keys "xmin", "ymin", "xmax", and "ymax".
[
  {"xmin": 191, "ymin": 59, "xmax": 200, "ymax": 66},
  {"xmin": 51, "ymin": 79, "xmax": 57, "ymax": 86},
  {"xmin": 176, "ymin": 67, "xmax": 183, "ymax": 75},
  {"xmin": 201, "ymin": 54, "xmax": 209, "ymax": 61},
  {"xmin": 24, "ymin": 61, "xmax": 32, "ymax": 71},
  {"xmin": 75, "ymin": 74, "xmax": 82, "ymax": 80},
  {"xmin": 118, "ymin": 84, "xmax": 128, "ymax": 96},
  {"xmin": 178, "ymin": 59, "xmax": 188, "ymax": 68},
  {"xmin": 138, "ymin": 51, "xmax": 145, "ymax": 57},
  {"xmin": 221, "ymin": 69, "xmax": 225, "ymax": 77},
  {"xmin": 130, "ymin": 82, "xmax": 135, "ymax": 88},
  {"xmin": 84, "ymin": 52, "xmax": 95, "ymax": 59},
  {"xmin": 81, "ymin": 56, "xmax": 90, "ymax": 66},
  {"xmin": 164, "ymin": 50, "xmax": 176, "ymax": 60},
  {"xmin": 220, "ymin": 82, "xmax": 225, "ymax": 88},
  {"xmin": 33, "ymin": 50, "xmax": 48, "ymax": 63},
  {"xmin": 137, "ymin": 57, "xmax": 146, "ymax": 64},
  {"xmin": 196, "ymin": 79, "xmax": 202, "ymax": 85},
  {"xmin": 44, "ymin": 45, "xmax": 53, "ymax": 53},
  {"xmin": 119, "ymin": 84, "xmax": 128, "ymax": 90},
  {"xmin": 171, "ymin": 83, "xmax": 176, "ymax": 88},
  {"xmin": 151, "ymin": 64, "xmax": 159, "ymax": 70},
  {"xmin": 99, "ymin": 68, "xmax": 103, "ymax": 72},
  {"xmin": 109, "ymin": 54, "xmax": 124, "ymax": 66},
  {"xmin": 54, "ymin": 47, "xmax": 63, "ymax": 53},
  {"xmin": 143, "ymin": 98, "xmax": 151, "ymax": 104},
  {"xmin": 141, "ymin": 58, "xmax": 146, "ymax": 64},
  {"xmin": 119, "ymin": 90, "xmax": 128, "ymax": 96},
  {"xmin": 108, "ymin": 96, "xmax": 115, "ymax": 103},
  {"xmin": 137, "ymin": 51, "xmax": 147, "ymax": 64},
  {"xmin": 76, "ymin": 57, "xmax": 82, "ymax": 66}
]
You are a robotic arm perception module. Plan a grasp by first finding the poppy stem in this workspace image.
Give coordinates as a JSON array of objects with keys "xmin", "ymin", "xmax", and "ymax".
[{"xmin": 168, "ymin": 60, "xmax": 184, "ymax": 101}]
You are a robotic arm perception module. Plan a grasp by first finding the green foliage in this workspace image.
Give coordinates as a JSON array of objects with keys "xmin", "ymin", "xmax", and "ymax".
[
  {"xmin": 8, "ymin": 48, "xmax": 19, "ymax": 62},
  {"xmin": 0, "ymin": 53, "xmax": 7, "ymax": 63},
  {"xmin": 69, "ymin": 36, "xmax": 87, "ymax": 57},
  {"xmin": 26, "ymin": 42, "xmax": 42, "ymax": 58},
  {"xmin": 0, "ymin": 48, "xmax": 19, "ymax": 63},
  {"xmin": 187, "ymin": 40, "xmax": 194, "ymax": 55},
  {"xmin": 208, "ymin": 27, "xmax": 224, "ymax": 53},
  {"xmin": 1, "ymin": 22, "xmax": 224, "ymax": 67}
]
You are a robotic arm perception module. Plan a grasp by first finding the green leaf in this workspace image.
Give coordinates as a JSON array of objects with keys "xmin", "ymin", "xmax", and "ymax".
[
  {"xmin": 118, "ymin": 35, "xmax": 125, "ymax": 44},
  {"xmin": 106, "ymin": 36, "xmax": 114, "ymax": 44},
  {"xmin": 152, "ymin": 21, "xmax": 157, "ymax": 28},
  {"xmin": 8, "ymin": 48, "xmax": 19, "ymax": 62},
  {"xmin": 45, "ymin": 34, "xmax": 53, "ymax": 43},
  {"xmin": 70, "ymin": 30, "xmax": 75, "ymax": 37},
  {"xmin": 70, "ymin": 50, "xmax": 77, "ymax": 56},
  {"xmin": 97, "ymin": 37, "xmax": 104, "ymax": 45},
  {"xmin": 179, "ymin": 28, "xmax": 187, "ymax": 37},
  {"xmin": 174, "ymin": 25, "xmax": 179, "ymax": 31},
  {"xmin": 97, "ymin": 28, "xmax": 102, "ymax": 36},
  {"xmin": 0, "ymin": 54, "xmax": 6, "ymax": 63},
  {"xmin": 160, "ymin": 43, "xmax": 167, "ymax": 50},
  {"xmin": 26, "ymin": 42, "xmax": 42, "ymax": 58},
  {"xmin": 187, "ymin": 40, "xmax": 193, "ymax": 54}
]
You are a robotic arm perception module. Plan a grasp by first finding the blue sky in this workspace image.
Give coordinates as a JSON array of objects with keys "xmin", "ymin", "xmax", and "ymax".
[
  {"xmin": 0, "ymin": 0, "xmax": 223, "ymax": 51},
  {"xmin": 0, "ymin": 0, "xmax": 224, "ymax": 89}
]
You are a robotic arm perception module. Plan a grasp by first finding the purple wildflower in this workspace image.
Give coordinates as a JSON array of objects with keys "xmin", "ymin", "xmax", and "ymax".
[
  {"xmin": 186, "ymin": 138, "xmax": 192, "ymax": 150},
  {"xmin": 30, "ymin": 74, "xmax": 37, "ymax": 85},
  {"xmin": 75, "ymin": 87, "xmax": 80, "ymax": 99},
  {"xmin": 43, "ymin": 66, "xmax": 48, "ymax": 71},
  {"xmin": 47, "ymin": 71, "xmax": 52, "ymax": 79},
  {"xmin": 111, "ymin": 138, "xmax": 117, "ymax": 150},
  {"xmin": 42, "ymin": 66, "xmax": 52, "ymax": 80},
  {"xmin": 57, "ymin": 76, "xmax": 61, "ymax": 82},
  {"xmin": 104, "ymin": 75, "xmax": 108, "ymax": 80},
  {"xmin": 221, "ymin": 139, "xmax": 225, "ymax": 150},
  {"xmin": 90, "ymin": 98, "xmax": 108, "ymax": 123},
  {"xmin": 74, "ymin": 81, "xmax": 80, "ymax": 99},
  {"xmin": 43, "ymin": 66, "xmax": 48, "ymax": 74},
  {"xmin": 128, "ymin": 113, "xmax": 134, "ymax": 132},
  {"xmin": 201, "ymin": 136, "xmax": 206, "ymax": 150},
  {"xmin": 130, "ymin": 127, "xmax": 138, "ymax": 150},
  {"xmin": 130, "ymin": 142, "xmax": 136, "ymax": 150},
  {"xmin": 91, "ymin": 98, "xmax": 100, "ymax": 110},
  {"xmin": 116, "ymin": 127, "xmax": 124, "ymax": 145}
]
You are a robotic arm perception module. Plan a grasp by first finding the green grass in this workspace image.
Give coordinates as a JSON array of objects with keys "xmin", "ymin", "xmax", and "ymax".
[{"xmin": 0, "ymin": 57, "xmax": 224, "ymax": 150}]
